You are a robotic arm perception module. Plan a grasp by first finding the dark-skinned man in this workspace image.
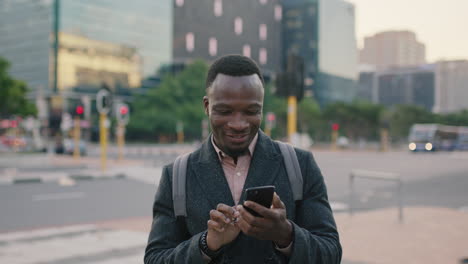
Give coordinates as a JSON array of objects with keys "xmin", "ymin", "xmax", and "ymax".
[{"xmin": 144, "ymin": 55, "xmax": 342, "ymax": 263}]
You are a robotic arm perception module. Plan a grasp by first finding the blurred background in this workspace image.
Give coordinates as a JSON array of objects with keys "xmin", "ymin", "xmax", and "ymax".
[{"xmin": 0, "ymin": 0, "xmax": 467, "ymax": 263}]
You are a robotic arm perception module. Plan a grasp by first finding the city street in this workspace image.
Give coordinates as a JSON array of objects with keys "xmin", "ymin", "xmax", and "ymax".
[{"xmin": 1, "ymin": 146, "xmax": 468, "ymax": 263}]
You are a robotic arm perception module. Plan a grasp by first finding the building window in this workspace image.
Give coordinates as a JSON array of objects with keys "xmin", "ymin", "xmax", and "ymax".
[
  {"xmin": 259, "ymin": 48, "xmax": 267, "ymax": 65},
  {"xmin": 259, "ymin": 24, "xmax": 267, "ymax": 40},
  {"xmin": 275, "ymin": 5, "xmax": 282, "ymax": 21},
  {"xmin": 234, "ymin": 17, "xmax": 243, "ymax": 35},
  {"xmin": 243, "ymin": 45, "xmax": 251, "ymax": 57},
  {"xmin": 214, "ymin": 0, "xmax": 223, "ymax": 17},
  {"xmin": 259, "ymin": 0, "xmax": 268, "ymax": 4},
  {"xmin": 186, "ymin": 33, "xmax": 194, "ymax": 52},
  {"xmin": 209, "ymin": 38, "xmax": 218, "ymax": 56},
  {"xmin": 175, "ymin": 0, "xmax": 184, "ymax": 7}
]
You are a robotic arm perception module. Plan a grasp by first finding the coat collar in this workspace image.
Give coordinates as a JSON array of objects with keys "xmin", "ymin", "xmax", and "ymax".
[{"xmin": 192, "ymin": 131, "xmax": 282, "ymax": 207}]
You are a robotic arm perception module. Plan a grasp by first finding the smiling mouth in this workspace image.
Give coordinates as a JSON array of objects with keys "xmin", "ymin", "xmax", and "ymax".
[{"xmin": 227, "ymin": 134, "xmax": 249, "ymax": 143}]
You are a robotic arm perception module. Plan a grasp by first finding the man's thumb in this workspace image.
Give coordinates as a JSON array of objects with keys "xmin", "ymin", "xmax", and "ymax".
[{"xmin": 272, "ymin": 192, "xmax": 283, "ymax": 209}]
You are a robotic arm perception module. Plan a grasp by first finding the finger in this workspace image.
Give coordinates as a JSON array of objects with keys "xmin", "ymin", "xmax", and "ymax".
[
  {"xmin": 210, "ymin": 209, "xmax": 231, "ymax": 224},
  {"xmin": 216, "ymin": 203, "xmax": 237, "ymax": 218},
  {"xmin": 244, "ymin": 201, "xmax": 275, "ymax": 218},
  {"xmin": 207, "ymin": 219, "xmax": 225, "ymax": 232},
  {"xmin": 237, "ymin": 204, "xmax": 269, "ymax": 228},
  {"xmin": 271, "ymin": 192, "xmax": 285, "ymax": 209}
]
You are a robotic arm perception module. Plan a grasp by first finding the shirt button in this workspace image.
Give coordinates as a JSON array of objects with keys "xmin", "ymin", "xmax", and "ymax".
[{"xmin": 236, "ymin": 172, "xmax": 241, "ymax": 176}]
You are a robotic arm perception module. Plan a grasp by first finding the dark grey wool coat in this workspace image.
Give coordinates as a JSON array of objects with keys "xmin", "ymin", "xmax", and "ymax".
[{"xmin": 144, "ymin": 131, "xmax": 342, "ymax": 263}]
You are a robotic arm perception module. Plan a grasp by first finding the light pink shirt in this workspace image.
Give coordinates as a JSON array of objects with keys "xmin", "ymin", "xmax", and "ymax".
[
  {"xmin": 211, "ymin": 134, "xmax": 258, "ymax": 205},
  {"xmin": 210, "ymin": 134, "xmax": 293, "ymax": 256}
]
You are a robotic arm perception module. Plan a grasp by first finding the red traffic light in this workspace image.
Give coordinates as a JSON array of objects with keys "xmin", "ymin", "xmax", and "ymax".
[
  {"xmin": 120, "ymin": 106, "xmax": 129, "ymax": 115},
  {"xmin": 267, "ymin": 112, "xmax": 276, "ymax": 122},
  {"xmin": 332, "ymin": 123, "xmax": 339, "ymax": 131},
  {"xmin": 75, "ymin": 105, "xmax": 84, "ymax": 115}
]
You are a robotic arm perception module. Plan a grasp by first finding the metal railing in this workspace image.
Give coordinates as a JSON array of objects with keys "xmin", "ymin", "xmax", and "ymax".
[{"xmin": 349, "ymin": 169, "xmax": 404, "ymax": 223}]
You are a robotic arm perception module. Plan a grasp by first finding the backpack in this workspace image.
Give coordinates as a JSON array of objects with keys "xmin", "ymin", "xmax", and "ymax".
[{"xmin": 172, "ymin": 141, "xmax": 303, "ymax": 217}]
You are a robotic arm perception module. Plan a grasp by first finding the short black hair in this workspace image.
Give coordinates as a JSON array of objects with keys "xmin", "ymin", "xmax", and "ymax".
[{"xmin": 205, "ymin": 55, "xmax": 264, "ymax": 90}]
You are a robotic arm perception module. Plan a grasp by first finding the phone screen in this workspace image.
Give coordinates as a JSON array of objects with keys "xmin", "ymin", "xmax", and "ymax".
[{"xmin": 244, "ymin": 185, "xmax": 275, "ymax": 217}]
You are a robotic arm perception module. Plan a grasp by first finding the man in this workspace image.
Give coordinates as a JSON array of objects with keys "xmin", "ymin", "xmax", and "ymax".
[{"xmin": 144, "ymin": 55, "xmax": 341, "ymax": 263}]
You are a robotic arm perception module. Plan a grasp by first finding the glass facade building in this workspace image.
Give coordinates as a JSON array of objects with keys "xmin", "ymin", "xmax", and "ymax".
[
  {"xmin": 0, "ymin": 0, "xmax": 52, "ymax": 91},
  {"xmin": 282, "ymin": 0, "xmax": 358, "ymax": 106},
  {"xmin": 0, "ymin": 0, "xmax": 172, "ymax": 92},
  {"xmin": 378, "ymin": 67, "xmax": 435, "ymax": 111}
]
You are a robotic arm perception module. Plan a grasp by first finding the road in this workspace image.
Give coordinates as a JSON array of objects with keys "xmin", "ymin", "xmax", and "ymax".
[
  {"xmin": 1, "ymin": 148, "xmax": 468, "ymax": 231},
  {"xmin": 1, "ymin": 147, "xmax": 468, "ymax": 263}
]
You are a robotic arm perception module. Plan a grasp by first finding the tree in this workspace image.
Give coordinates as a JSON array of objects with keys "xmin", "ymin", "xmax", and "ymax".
[
  {"xmin": 127, "ymin": 60, "xmax": 208, "ymax": 142},
  {"xmin": 322, "ymin": 101, "xmax": 384, "ymax": 141},
  {"xmin": 386, "ymin": 104, "xmax": 435, "ymax": 141},
  {"xmin": 0, "ymin": 57, "xmax": 37, "ymax": 117},
  {"xmin": 297, "ymin": 97, "xmax": 324, "ymax": 140}
]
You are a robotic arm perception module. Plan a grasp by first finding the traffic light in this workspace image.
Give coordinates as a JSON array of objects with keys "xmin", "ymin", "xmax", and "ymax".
[
  {"xmin": 116, "ymin": 103, "xmax": 130, "ymax": 125},
  {"xmin": 332, "ymin": 123, "xmax": 340, "ymax": 131},
  {"xmin": 275, "ymin": 53, "xmax": 305, "ymax": 100},
  {"xmin": 73, "ymin": 104, "xmax": 84, "ymax": 118},
  {"xmin": 120, "ymin": 105, "xmax": 129, "ymax": 116}
]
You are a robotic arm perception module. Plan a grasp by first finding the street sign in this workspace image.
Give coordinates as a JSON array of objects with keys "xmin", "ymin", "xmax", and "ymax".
[{"xmin": 96, "ymin": 89, "xmax": 112, "ymax": 114}]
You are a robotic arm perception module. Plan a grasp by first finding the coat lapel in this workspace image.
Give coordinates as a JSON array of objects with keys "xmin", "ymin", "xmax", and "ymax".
[
  {"xmin": 240, "ymin": 131, "xmax": 282, "ymax": 204},
  {"xmin": 192, "ymin": 139, "xmax": 235, "ymax": 207}
]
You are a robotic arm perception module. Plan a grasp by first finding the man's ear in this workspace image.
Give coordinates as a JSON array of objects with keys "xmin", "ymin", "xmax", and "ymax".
[{"xmin": 203, "ymin": 96, "xmax": 209, "ymax": 115}]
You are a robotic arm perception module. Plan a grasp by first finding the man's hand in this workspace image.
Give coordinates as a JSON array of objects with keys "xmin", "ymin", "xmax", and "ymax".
[
  {"xmin": 206, "ymin": 203, "xmax": 240, "ymax": 251},
  {"xmin": 235, "ymin": 193, "xmax": 293, "ymax": 247}
]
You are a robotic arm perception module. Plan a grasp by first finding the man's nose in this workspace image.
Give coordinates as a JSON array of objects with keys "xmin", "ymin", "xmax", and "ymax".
[{"xmin": 227, "ymin": 113, "xmax": 249, "ymax": 131}]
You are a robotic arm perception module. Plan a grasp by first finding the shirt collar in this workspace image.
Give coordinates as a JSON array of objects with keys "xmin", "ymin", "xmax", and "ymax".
[{"xmin": 211, "ymin": 133, "xmax": 259, "ymax": 161}]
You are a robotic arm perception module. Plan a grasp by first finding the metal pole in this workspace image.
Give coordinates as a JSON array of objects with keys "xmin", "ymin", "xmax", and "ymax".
[
  {"xmin": 117, "ymin": 123, "xmax": 125, "ymax": 161},
  {"xmin": 73, "ymin": 116, "xmax": 80, "ymax": 159},
  {"xmin": 53, "ymin": 0, "xmax": 60, "ymax": 93},
  {"xmin": 349, "ymin": 173, "xmax": 354, "ymax": 216},
  {"xmin": 100, "ymin": 113, "xmax": 107, "ymax": 172},
  {"xmin": 331, "ymin": 130, "xmax": 338, "ymax": 151},
  {"xmin": 287, "ymin": 96, "xmax": 297, "ymax": 142},
  {"xmin": 398, "ymin": 179, "xmax": 404, "ymax": 223}
]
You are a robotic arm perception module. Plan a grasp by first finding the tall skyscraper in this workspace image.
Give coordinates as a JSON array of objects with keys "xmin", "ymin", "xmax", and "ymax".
[
  {"xmin": 359, "ymin": 65, "xmax": 435, "ymax": 111},
  {"xmin": 282, "ymin": 0, "xmax": 358, "ymax": 106},
  {"xmin": 172, "ymin": 0, "xmax": 281, "ymax": 74},
  {"xmin": 0, "ymin": 0, "xmax": 172, "ymax": 92},
  {"xmin": 360, "ymin": 30, "xmax": 426, "ymax": 69},
  {"xmin": 434, "ymin": 60, "xmax": 468, "ymax": 113}
]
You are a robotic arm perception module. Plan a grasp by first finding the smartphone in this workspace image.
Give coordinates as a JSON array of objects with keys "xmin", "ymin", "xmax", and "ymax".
[{"xmin": 244, "ymin": 185, "xmax": 275, "ymax": 217}]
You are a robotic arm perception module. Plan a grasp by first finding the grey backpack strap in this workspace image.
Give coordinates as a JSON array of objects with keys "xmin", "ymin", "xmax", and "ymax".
[
  {"xmin": 277, "ymin": 141, "xmax": 303, "ymax": 201},
  {"xmin": 172, "ymin": 152, "xmax": 191, "ymax": 217}
]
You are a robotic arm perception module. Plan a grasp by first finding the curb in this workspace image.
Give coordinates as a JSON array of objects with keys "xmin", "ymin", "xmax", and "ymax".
[{"xmin": 0, "ymin": 173, "xmax": 128, "ymax": 186}]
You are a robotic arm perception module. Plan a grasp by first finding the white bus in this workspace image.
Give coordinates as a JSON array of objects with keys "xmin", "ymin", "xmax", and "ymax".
[{"xmin": 408, "ymin": 124, "xmax": 459, "ymax": 152}]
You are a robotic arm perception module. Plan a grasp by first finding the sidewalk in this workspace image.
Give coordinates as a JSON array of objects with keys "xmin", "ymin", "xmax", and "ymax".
[
  {"xmin": 335, "ymin": 207, "xmax": 468, "ymax": 264},
  {"xmin": 1, "ymin": 207, "xmax": 467, "ymax": 263}
]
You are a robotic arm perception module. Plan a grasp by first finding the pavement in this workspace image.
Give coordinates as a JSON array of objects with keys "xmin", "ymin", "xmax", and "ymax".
[{"xmin": 1, "ymin": 207, "xmax": 467, "ymax": 264}]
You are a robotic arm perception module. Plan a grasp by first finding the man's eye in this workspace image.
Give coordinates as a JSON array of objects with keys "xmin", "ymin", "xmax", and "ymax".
[
  {"xmin": 217, "ymin": 110, "xmax": 232, "ymax": 115},
  {"xmin": 246, "ymin": 110, "xmax": 260, "ymax": 115}
]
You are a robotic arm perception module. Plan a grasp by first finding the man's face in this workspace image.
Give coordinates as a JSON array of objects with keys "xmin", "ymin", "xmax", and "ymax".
[{"xmin": 204, "ymin": 73, "xmax": 264, "ymax": 157}]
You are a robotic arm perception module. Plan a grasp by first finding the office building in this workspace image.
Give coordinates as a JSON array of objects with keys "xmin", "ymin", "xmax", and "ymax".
[
  {"xmin": 360, "ymin": 30, "xmax": 426, "ymax": 69},
  {"xmin": 0, "ymin": 0, "xmax": 171, "ymax": 93},
  {"xmin": 377, "ymin": 66, "xmax": 435, "ymax": 111},
  {"xmin": 172, "ymin": 0, "xmax": 282, "ymax": 74},
  {"xmin": 434, "ymin": 60, "xmax": 468, "ymax": 113},
  {"xmin": 282, "ymin": 0, "xmax": 358, "ymax": 106}
]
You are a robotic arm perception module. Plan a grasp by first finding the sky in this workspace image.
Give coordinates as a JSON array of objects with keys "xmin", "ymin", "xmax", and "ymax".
[{"xmin": 346, "ymin": 0, "xmax": 468, "ymax": 62}]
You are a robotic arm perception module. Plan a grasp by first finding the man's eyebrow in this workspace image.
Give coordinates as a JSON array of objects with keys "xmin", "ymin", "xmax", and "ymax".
[{"xmin": 212, "ymin": 103, "xmax": 232, "ymax": 109}]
